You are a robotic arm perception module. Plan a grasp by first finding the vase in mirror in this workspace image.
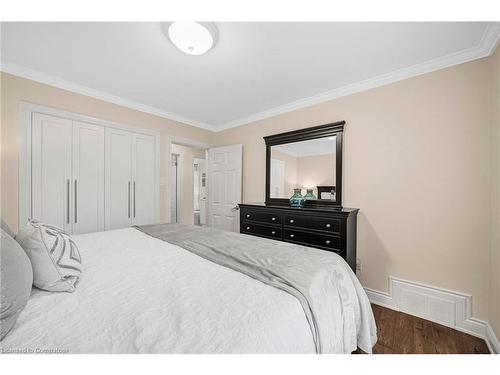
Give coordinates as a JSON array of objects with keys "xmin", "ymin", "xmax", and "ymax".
[{"xmin": 289, "ymin": 188, "xmax": 305, "ymax": 208}]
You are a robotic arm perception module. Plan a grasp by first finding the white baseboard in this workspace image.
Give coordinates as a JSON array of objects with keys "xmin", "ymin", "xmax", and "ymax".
[
  {"xmin": 485, "ymin": 321, "xmax": 500, "ymax": 354},
  {"xmin": 364, "ymin": 276, "xmax": 500, "ymax": 354}
]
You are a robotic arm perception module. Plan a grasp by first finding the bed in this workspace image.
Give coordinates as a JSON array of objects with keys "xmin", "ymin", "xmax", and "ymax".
[{"xmin": 1, "ymin": 225, "xmax": 377, "ymax": 354}]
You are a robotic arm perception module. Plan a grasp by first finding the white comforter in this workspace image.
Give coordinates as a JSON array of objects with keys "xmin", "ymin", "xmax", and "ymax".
[{"xmin": 1, "ymin": 228, "xmax": 374, "ymax": 354}]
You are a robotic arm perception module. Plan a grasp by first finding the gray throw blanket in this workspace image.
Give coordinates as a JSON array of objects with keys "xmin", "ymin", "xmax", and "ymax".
[{"xmin": 135, "ymin": 223, "xmax": 377, "ymax": 354}]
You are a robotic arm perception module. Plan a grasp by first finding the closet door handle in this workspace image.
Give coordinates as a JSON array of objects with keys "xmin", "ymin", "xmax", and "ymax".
[
  {"xmin": 74, "ymin": 180, "xmax": 78, "ymax": 223},
  {"xmin": 66, "ymin": 179, "xmax": 70, "ymax": 224},
  {"xmin": 128, "ymin": 181, "xmax": 131, "ymax": 219},
  {"xmin": 133, "ymin": 181, "xmax": 136, "ymax": 218}
]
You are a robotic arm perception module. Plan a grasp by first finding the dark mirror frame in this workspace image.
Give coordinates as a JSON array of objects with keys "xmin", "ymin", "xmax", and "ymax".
[{"xmin": 264, "ymin": 121, "xmax": 345, "ymax": 207}]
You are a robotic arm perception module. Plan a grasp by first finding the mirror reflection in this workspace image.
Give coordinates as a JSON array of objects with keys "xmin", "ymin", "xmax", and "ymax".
[{"xmin": 270, "ymin": 136, "xmax": 336, "ymax": 200}]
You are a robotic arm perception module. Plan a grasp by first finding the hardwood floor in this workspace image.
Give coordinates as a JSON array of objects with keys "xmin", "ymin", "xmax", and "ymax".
[{"xmin": 371, "ymin": 304, "xmax": 490, "ymax": 354}]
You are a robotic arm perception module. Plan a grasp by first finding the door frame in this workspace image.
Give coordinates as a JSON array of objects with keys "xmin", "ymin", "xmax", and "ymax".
[
  {"xmin": 19, "ymin": 102, "xmax": 161, "ymax": 229},
  {"xmin": 165, "ymin": 137, "xmax": 210, "ymax": 224},
  {"xmin": 170, "ymin": 153, "xmax": 182, "ymax": 223}
]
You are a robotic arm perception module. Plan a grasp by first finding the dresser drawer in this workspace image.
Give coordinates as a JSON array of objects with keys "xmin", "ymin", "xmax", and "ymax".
[
  {"xmin": 239, "ymin": 203, "xmax": 358, "ymax": 272},
  {"xmin": 242, "ymin": 209, "xmax": 282, "ymax": 225},
  {"xmin": 242, "ymin": 223, "xmax": 282, "ymax": 240},
  {"xmin": 284, "ymin": 229, "xmax": 341, "ymax": 252},
  {"xmin": 284, "ymin": 215, "xmax": 341, "ymax": 234}
]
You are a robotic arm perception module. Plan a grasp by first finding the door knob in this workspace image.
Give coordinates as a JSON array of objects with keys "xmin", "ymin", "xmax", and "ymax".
[
  {"xmin": 290, "ymin": 234, "xmax": 295, "ymax": 238},
  {"xmin": 231, "ymin": 205, "xmax": 240, "ymax": 211}
]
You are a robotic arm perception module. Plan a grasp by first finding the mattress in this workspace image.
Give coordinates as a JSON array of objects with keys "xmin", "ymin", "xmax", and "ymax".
[{"xmin": 1, "ymin": 227, "xmax": 372, "ymax": 353}]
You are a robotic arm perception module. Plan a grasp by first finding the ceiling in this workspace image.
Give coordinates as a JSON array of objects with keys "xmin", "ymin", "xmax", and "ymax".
[
  {"xmin": 273, "ymin": 137, "xmax": 336, "ymax": 157},
  {"xmin": 1, "ymin": 22, "xmax": 499, "ymax": 131}
]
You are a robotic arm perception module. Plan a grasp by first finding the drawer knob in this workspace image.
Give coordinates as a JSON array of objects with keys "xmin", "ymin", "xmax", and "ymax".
[
  {"xmin": 325, "ymin": 240, "xmax": 331, "ymax": 245},
  {"xmin": 271, "ymin": 231, "xmax": 276, "ymax": 235},
  {"xmin": 290, "ymin": 219, "xmax": 294, "ymax": 223},
  {"xmin": 246, "ymin": 214, "xmax": 251, "ymax": 218},
  {"xmin": 290, "ymin": 234, "xmax": 295, "ymax": 238},
  {"xmin": 246, "ymin": 226, "xmax": 250, "ymax": 230},
  {"xmin": 271, "ymin": 217, "xmax": 276, "ymax": 221},
  {"xmin": 326, "ymin": 223, "xmax": 331, "ymax": 228}
]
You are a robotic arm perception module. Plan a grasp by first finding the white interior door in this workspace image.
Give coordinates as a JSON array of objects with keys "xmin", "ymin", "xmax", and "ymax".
[
  {"xmin": 270, "ymin": 158, "xmax": 285, "ymax": 197},
  {"xmin": 72, "ymin": 121, "xmax": 105, "ymax": 234},
  {"xmin": 31, "ymin": 113, "xmax": 73, "ymax": 231},
  {"xmin": 207, "ymin": 144, "xmax": 242, "ymax": 232},
  {"xmin": 131, "ymin": 134, "xmax": 156, "ymax": 226},
  {"xmin": 105, "ymin": 127, "xmax": 133, "ymax": 230}
]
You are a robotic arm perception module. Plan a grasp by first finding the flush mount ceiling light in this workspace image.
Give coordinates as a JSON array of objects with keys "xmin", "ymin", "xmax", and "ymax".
[{"xmin": 162, "ymin": 22, "xmax": 217, "ymax": 56}]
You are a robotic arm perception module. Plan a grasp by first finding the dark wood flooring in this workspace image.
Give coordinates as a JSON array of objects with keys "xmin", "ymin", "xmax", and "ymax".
[{"xmin": 371, "ymin": 304, "xmax": 490, "ymax": 354}]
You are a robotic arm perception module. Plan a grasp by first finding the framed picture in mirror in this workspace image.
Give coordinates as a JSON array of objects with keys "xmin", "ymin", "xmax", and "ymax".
[{"xmin": 317, "ymin": 186, "xmax": 336, "ymax": 200}]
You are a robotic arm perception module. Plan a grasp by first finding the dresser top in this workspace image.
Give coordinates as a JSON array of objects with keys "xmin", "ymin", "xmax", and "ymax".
[{"xmin": 239, "ymin": 202, "xmax": 359, "ymax": 215}]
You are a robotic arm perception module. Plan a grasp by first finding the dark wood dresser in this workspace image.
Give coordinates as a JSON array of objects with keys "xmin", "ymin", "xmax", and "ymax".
[{"xmin": 238, "ymin": 203, "xmax": 359, "ymax": 272}]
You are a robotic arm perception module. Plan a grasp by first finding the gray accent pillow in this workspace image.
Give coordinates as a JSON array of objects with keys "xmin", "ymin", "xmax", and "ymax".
[
  {"xmin": 1, "ymin": 228, "xmax": 33, "ymax": 340},
  {"xmin": 0, "ymin": 218, "xmax": 16, "ymax": 239},
  {"xmin": 16, "ymin": 220, "xmax": 82, "ymax": 293}
]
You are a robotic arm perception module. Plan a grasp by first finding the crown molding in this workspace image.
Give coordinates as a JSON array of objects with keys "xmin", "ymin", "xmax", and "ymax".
[
  {"xmin": 215, "ymin": 22, "xmax": 500, "ymax": 132},
  {"xmin": 274, "ymin": 148, "xmax": 334, "ymax": 158},
  {"xmin": 2, "ymin": 23, "xmax": 499, "ymax": 133},
  {"xmin": 0, "ymin": 61, "xmax": 217, "ymax": 132}
]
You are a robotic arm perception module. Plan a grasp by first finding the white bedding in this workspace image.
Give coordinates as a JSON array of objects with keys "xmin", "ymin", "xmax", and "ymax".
[{"xmin": 1, "ymin": 228, "xmax": 373, "ymax": 354}]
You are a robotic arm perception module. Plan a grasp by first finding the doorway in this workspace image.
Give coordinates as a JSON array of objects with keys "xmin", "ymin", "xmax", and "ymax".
[
  {"xmin": 166, "ymin": 138, "xmax": 242, "ymax": 232},
  {"xmin": 193, "ymin": 158, "xmax": 207, "ymax": 226},
  {"xmin": 169, "ymin": 142, "xmax": 207, "ymax": 225}
]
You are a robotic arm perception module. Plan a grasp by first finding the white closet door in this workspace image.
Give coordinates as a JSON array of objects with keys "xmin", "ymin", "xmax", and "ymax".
[
  {"xmin": 105, "ymin": 128, "xmax": 133, "ymax": 230},
  {"xmin": 131, "ymin": 134, "xmax": 156, "ymax": 226},
  {"xmin": 31, "ymin": 113, "xmax": 73, "ymax": 231},
  {"xmin": 72, "ymin": 121, "xmax": 105, "ymax": 234}
]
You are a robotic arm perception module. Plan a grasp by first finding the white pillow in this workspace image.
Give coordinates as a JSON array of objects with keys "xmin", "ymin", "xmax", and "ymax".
[
  {"xmin": 16, "ymin": 220, "xmax": 82, "ymax": 292},
  {"xmin": 1, "ymin": 228, "xmax": 33, "ymax": 340}
]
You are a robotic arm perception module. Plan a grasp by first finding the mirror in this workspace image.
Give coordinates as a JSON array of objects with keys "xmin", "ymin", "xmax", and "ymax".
[
  {"xmin": 270, "ymin": 137, "xmax": 336, "ymax": 200},
  {"xmin": 264, "ymin": 121, "xmax": 344, "ymax": 207}
]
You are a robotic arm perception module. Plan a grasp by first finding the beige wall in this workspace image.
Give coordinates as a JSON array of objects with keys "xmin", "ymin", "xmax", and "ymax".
[
  {"xmin": 271, "ymin": 151, "xmax": 336, "ymax": 198},
  {"xmin": 490, "ymin": 48, "xmax": 500, "ymax": 339},
  {"xmin": 296, "ymin": 153, "xmax": 335, "ymax": 197},
  {"xmin": 0, "ymin": 72, "xmax": 213, "ymax": 232},
  {"xmin": 213, "ymin": 56, "xmax": 494, "ymax": 320},
  {"xmin": 171, "ymin": 144, "xmax": 206, "ymax": 225}
]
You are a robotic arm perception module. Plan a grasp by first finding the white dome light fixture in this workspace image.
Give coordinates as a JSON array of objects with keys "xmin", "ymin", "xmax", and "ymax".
[{"xmin": 163, "ymin": 22, "xmax": 217, "ymax": 56}]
